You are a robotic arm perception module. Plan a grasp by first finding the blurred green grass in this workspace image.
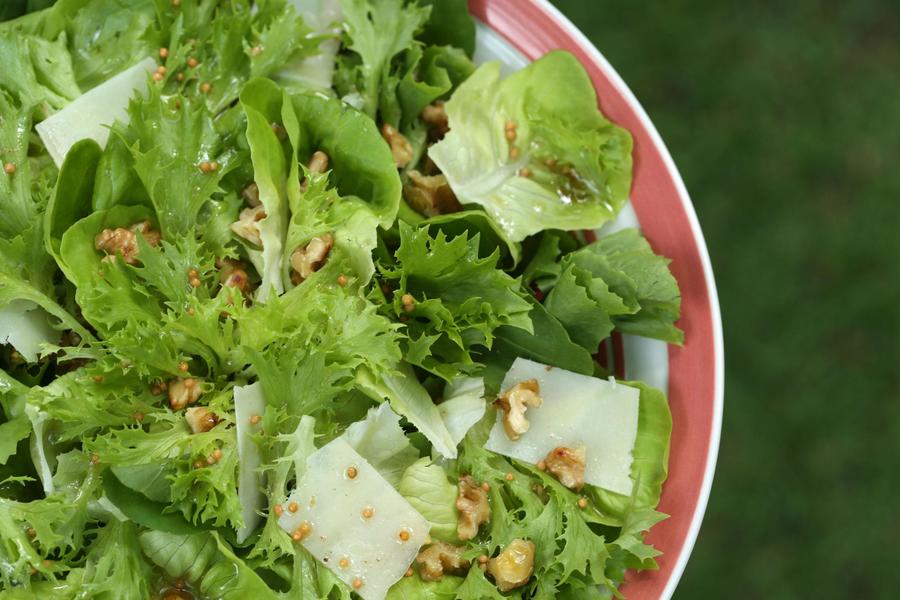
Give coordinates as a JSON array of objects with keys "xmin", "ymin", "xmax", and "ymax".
[{"xmin": 551, "ymin": 1, "xmax": 900, "ymax": 598}]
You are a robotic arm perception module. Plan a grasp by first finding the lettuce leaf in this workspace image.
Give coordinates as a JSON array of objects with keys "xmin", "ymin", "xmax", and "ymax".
[
  {"xmin": 379, "ymin": 223, "xmax": 532, "ymax": 379},
  {"xmin": 356, "ymin": 362, "xmax": 457, "ymax": 459},
  {"xmin": 577, "ymin": 228, "xmax": 683, "ymax": 344},
  {"xmin": 38, "ymin": 0, "xmax": 156, "ymax": 90},
  {"xmin": 140, "ymin": 530, "xmax": 280, "ymax": 599},
  {"xmin": 429, "ymin": 50, "xmax": 633, "ymax": 241},
  {"xmin": 239, "ymin": 79, "xmax": 291, "ymax": 300},
  {"xmin": 415, "ymin": 0, "xmax": 476, "ymax": 57},
  {"xmin": 343, "ymin": 402, "xmax": 419, "ymax": 486},
  {"xmin": 437, "ymin": 376, "xmax": 485, "ymax": 445},
  {"xmin": 397, "ymin": 457, "xmax": 458, "ymax": 541},
  {"xmin": 288, "ymin": 90, "xmax": 402, "ymax": 228},
  {"xmin": 275, "ymin": 0, "xmax": 342, "ymax": 91},
  {"xmin": 338, "ymin": 0, "xmax": 431, "ymax": 118}
]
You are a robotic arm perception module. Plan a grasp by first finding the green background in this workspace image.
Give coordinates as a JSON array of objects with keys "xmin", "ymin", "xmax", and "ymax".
[{"xmin": 550, "ymin": 1, "xmax": 900, "ymax": 598}]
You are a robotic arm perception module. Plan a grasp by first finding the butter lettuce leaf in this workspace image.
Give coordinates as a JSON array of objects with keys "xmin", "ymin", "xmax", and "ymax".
[
  {"xmin": 429, "ymin": 50, "xmax": 633, "ymax": 241},
  {"xmin": 397, "ymin": 458, "xmax": 458, "ymax": 541}
]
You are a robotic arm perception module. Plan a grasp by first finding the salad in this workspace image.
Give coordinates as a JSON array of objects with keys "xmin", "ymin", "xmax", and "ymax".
[{"xmin": 0, "ymin": 1, "xmax": 683, "ymax": 599}]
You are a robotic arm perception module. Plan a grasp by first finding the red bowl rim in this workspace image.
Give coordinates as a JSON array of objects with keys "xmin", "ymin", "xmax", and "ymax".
[{"xmin": 467, "ymin": 1, "xmax": 725, "ymax": 598}]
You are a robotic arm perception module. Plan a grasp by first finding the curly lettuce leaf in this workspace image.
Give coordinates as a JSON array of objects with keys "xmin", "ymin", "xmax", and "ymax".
[
  {"xmin": 429, "ymin": 50, "xmax": 633, "ymax": 242},
  {"xmin": 125, "ymin": 89, "xmax": 242, "ymax": 238},
  {"xmin": 379, "ymin": 223, "xmax": 532, "ymax": 379},
  {"xmin": 338, "ymin": 0, "xmax": 431, "ymax": 118},
  {"xmin": 73, "ymin": 520, "xmax": 154, "ymax": 600}
]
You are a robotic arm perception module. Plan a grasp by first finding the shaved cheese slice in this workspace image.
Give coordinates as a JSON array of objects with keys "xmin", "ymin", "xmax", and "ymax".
[
  {"xmin": 278, "ymin": 438, "xmax": 430, "ymax": 600},
  {"xmin": 0, "ymin": 300, "xmax": 61, "ymax": 363},
  {"xmin": 36, "ymin": 57, "xmax": 155, "ymax": 167},
  {"xmin": 234, "ymin": 382, "xmax": 266, "ymax": 543},
  {"xmin": 485, "ymin": 358, "xmax": 640, "ymax": 495}
]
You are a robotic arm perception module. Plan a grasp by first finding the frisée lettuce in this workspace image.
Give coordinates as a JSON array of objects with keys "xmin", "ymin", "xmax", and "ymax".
[{"xmin": 0, "ymin": 2, "xmax": 681, "ymax": 599}]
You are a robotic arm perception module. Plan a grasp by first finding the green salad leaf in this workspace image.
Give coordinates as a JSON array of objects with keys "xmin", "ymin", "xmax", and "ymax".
[{"xmin": 429, "ymin": 51, "xmax": 633, "ymax": 242}]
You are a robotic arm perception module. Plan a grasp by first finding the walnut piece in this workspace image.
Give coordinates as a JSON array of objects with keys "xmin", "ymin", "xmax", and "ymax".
[
  {"xmin": 493, "ymin": 379, "xmax": 542, "ymax": 441},
  {"xmin": 308, "ymin": 150, "xmax": 330, "ymax": 174},
  {"xmin": 217, "ymin": 258, "xmax": 253, "ymax": 295},
  {"xmin": 230, "ymin": 205, "xmax": 267, "ymax": 247},
  {"xmin": 487, "ymin": 539, "xmax": 535, "ymax": 592},
  {"xmin": 241, "ymin": 182, "xmax": 261, "ymax": 207},
  {"xmin": 415, "ymin": 541, "xmax": 470, "ymax": 582},
  {"xmin": 456, "ymin": 475, "xmax": 491, "ymax": 541},
  {"xmin": 290, "ymin": 233, "xmax": 333, "ymax": 282},
  {"xmin": 168, "ymin": 378, "xmax": 203, "ymax": 411},
  {"xmin": 403, "ymin": 170, "xmax": 461, "ymax": 217},
  {"xmin": 543, "ymin": 446, "xmax": 586, "ymax": 490},
  {"xmin": 94, "ymin": 220, "xmax": 161, "ymax": 265},
  {"xmin": 185, "ymin": 406, "xmax": 219, "ymax": 434},
  {"xmin": 381, "ymin": 123, "xmax": 413, "ymax": 168},
  {"xmin": 421, "ymin": 101, "xmax": 449, "ymax": 140}
]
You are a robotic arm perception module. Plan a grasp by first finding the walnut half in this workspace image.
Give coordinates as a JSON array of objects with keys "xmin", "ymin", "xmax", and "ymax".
[
  {"xmin": 493, "ymin": 379, "xmax": 542, "ymax": 441},
  {"xmin": 456, "ymin": 475, "xmax": 491, "ymax": 541},
  {"xmin": 487, "ymin": 539, "xmax": 535, "ymax": 592},
  {"xmin": 543, "ymin": 446, "xmax": 586, "ymax": 490},
  {"xmin": 381, "ymin": 123, "xmax": 413, "ymax": 168},
  {"xmin": 290, "ymin": 234, "xmax": 333, "ymax": 283},
  {"xmin": 415, "ymin": 542, "xmax": 470, "ymax": 582},
  {"xmin": 230, "ymin": 205, "xmax": 266, "ymax": 247},
  {"xmin": 403, "ymin": 170, "xmax": 461, "ymax": 217}
]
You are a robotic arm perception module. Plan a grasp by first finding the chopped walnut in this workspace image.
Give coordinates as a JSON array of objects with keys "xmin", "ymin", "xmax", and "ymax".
[
  {"xmin": 168, "ymin": 378, "xmax": 203, "ymax": 411},
  {"xmin": 290, "ymin": 234, "xmax": 333, "ymax": 282},
  {"xmin": 230, "ymin": 205, "xmax": 267, "ymax": 247},
  {"xmin": 456, "ymin": 475, "xmax": 491, "ymax": 541},
  {"xmin": 94, "ymin": 220, "xmax": 161, "ymax": 265},
  {"xmin": 217, "ymin": 258, "xmax": 253, "ymax": 295},
  {"xmin": 421, "ymin": 101, "xmax": 449, "ymax": 141},
  {"xmin": 415, "ymin": 541, "xmax": 470, "ymax": 582},
  {"xmin": 241, "ymin": 182, "xmax": 261, "ymax": 207},
  {"xmin": 381, "ymin": 123, "xmax": 413, "ymax": 168},
  {"xmin": 493, "ymin": 379, "xmax": 542, "ymax": 441},
  {"xmin": 487, "ymin": 539, "xmax": 535, "ymax": 592},
  {"xmin": 543, "ymin": 446, "xmax": 586, "ymax": 490},
  {"xmin": 403, "ymin": 170, "xmax": 461, "ymax": 217},
  {"xmin": 184, "ymin": 406, "xmax": 219, "ymax": 433}
]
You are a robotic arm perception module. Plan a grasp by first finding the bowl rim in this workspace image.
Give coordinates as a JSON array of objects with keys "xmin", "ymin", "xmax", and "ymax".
[{"xmin": 467, "ymin": 1, "xmax": 725, "ymax": 598}]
